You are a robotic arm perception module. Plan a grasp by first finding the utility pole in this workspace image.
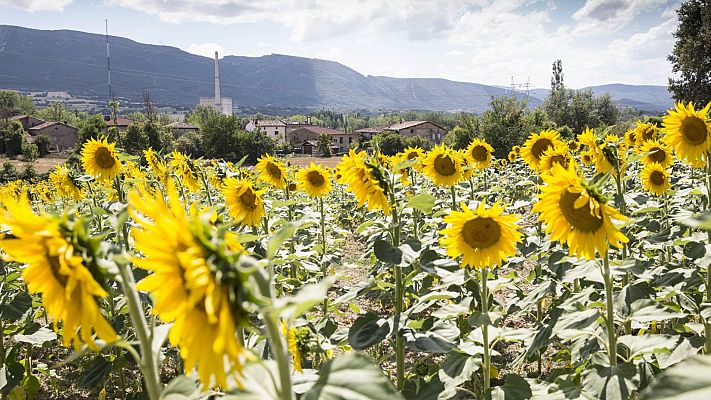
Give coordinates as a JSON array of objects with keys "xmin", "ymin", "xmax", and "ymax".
[{"xmin": 105, "ymin": 19, "xmax": 113, "ymax": 103}]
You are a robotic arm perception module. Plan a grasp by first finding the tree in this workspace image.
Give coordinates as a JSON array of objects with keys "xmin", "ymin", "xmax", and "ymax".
[
  {"xmin": 22, "ymin": 143, "xmax": 38, "ymax": 162},
  {"xmin": 0, "ymin": 160, "xmax": 18, "ymax": 183},
  {"xmin": 123, "ymin": 124, "xmax": 150, "ymax": 155},
  {"xmin": 34, "ymin": 135, "xmax": 51, "ymax": 157},
  {"xmin": 0, "ymin": 90, "xmax": 35, "ymax": 124},
  {"xmin": 316, "ymin": 133, "xmax": 332, "ymax": 156},
  {"xmin": 143, "ymin": 122, "xmax": 163, "ymax": 150},
  {"xmin": 480, "ymin": 97, "xmax": 530, "ymax": 158},
  {"xmin": 372, "ymin": 131, "xmax": 405, "ymax": 155},
  {"xmin": 668, "ymin": 0, "xmax": 711, "ymax": 104},
  {"xmin": 3, "ymin": 121, "xmax": 26, "ymax": 157},
  {"xmin": 174, "ymin": 131, "xmax": 204, "ymax": 158},
  {"xmin": 551, "ymin": 59, "xmax": 564, "ymax": 91},
  {"xmin": 77, "ymin": 115, "xmax": 108, "ymax": 146}
]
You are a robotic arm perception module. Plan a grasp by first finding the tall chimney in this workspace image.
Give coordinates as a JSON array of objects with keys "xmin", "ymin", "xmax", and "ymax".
[{"xmin": 214, "ymin": 51, "xmax": 221, "ymax": 108}]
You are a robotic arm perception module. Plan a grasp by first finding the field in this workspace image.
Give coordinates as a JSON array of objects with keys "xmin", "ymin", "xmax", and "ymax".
[
  {"xmin": 2, "ymin": 109, "xmax": 711, "ymax": 400},
  {"xmin": 0, "ymin": 156, "xmax": 66, "ymax": 174}
]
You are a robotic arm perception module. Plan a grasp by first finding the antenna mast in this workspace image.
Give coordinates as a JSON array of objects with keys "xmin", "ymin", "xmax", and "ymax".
[{"xmin": 105, "ymin": 20, "xmax": 113, "ymax": 102}]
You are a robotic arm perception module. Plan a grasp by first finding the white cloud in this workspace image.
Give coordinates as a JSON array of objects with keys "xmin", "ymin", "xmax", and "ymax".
[
  {"xmin": 571, "ymin": 0, "xmax": 672, "ymax": 35},
  {"xmin": 109, "ymin": 0, "xmax": 475, "ymax": 42},
  {"xmin": 446, "ymin": 49, "xmax": 465, "ymax": 56},
  {"xmin": 187, "ymin": 42, "xmax": 225, "ymax": 58},
  {"xmin": 0, "ymin": 0, "xmax": 72, "ymax": 11}
]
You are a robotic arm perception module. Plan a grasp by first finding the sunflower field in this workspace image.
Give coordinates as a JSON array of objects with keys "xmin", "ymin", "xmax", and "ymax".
[{"xmin": 2, "ymin": 101, "xmax": 711, "ymax": 400}]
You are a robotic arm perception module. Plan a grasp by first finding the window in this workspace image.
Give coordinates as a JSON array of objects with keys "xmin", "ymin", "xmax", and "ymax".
[
  {"xmin": 339, "ymin": 137, "xmax": 343, "ymax": 144},
  {"xmin": 348, "ymin": 137, "xmax": 352, "ymax": 143},
  {"xmin": 410, "ymin": 128, "xmax": 414, "ymax": 133}
]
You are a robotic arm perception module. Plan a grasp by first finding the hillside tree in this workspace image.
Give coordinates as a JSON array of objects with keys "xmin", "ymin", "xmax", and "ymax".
[
  {"xmin": 0, "ymin": 90, "xmax": 35, "ymax": 124},
  {"xmin": 668, "ymin": 0, "xmax": 711, "ymax": 104}
]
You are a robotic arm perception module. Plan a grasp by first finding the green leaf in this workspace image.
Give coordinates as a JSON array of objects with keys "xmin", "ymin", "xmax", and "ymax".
[
  {"xmin": 582, "ymin": 363, "xmax": 638, "ymax": 400},
  {"xmin": 267, "ymin": 222, "xmax": 300, "ymax": 259},
  {"xmin": 627, "ymin": 300, "xmax": 687, "ymax": 323},
  {"xmin": 152, "ymin": 323, "xmax": 172, "ymax": 354},
  {"xmin": 490, "ymin": 375, "xmax": 532, "ymax": 400},
  {"xmin": 0, "ymin": 293, "xmax": 32, "ymax": 322},
  {"xmin": 160, "ymin": 375, "xmax": 199, "ymax": 400},
  {"xmin": 438, "ymin": 351, "xmax": 480, "ymax": 388},
  {"xmin": 79, "ymin": 356, "xmax": 112, "ymax": 388},
  {"xmin": 403, "ymin": 328, "xmax": 456, "ymax": 353},
  {"xmin": 275, "ymin": 277, "xmax": 334, "ymax": 321},
  {"xmin": 15, "ymin": 327, "xmax": 56, "ymax": 346},
  {"xmin": 656, "ymin": 339, "xmax": 700, "ymax": 370},
  {"xmin": 406, "ymin": 194, "xmax": 436, "ymax": 213},
  {"xmin": 617, "ymin": 335, "xmax": 678, "ymax": 360},
  {"xmin": 552, "ymin": 309, "xmax": 600, "ymax": 335},
  {"xmin": 23, "ymin": 374, "xmax": 40, "ymax": 400},
  {"xmin": 304, "ymin": 352, "xmax": 402, "ymax": 400},
  {"xmin": 373, "ymin": 239, "xmax": 403, "ymax": 265},
  {"xmin": 641, "ymin": 355, "xmax": 711, "ymax": 399},
  {"xmin": 348, "ymin": 313, "xmax": 392, "ymax": 350},
  {"xmin": 0, "ymin": 363, "xmax": 24, "ymax": 395}
]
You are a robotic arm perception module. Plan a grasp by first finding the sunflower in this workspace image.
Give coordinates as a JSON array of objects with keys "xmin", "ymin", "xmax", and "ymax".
[
  {"xmin": 594, "ymin": 142, "xmax": 616, "ymax": 175},
  {"xmin": 421, "ymin": 145, "xmax": 464, "ymax": 186},
  {"xmin": 297, "ymin": 163, "xmax": 332, "ymax": 197},
  {"xmin": 577, "ymin": 128, "xmax": 597, "ymax": 149},
  {"xmin": 129, "ymin": 184, "xmax": 250, "ymax": 388},
  {"xmin": 399, "ymin": 146, "xmax": 425, "ymax": 169},
  {"xmin": 567, "ymin": 140, "xmax": 580, "ymax": 152},
  {"xmin": 662, "ymin": 101, "xmax": 711, "ymax": 164},
  {"xmin": 465, "ymin": 139, "xmax": 494, "ymax": 170},
  {"xmin": 144, "ymin": 148, "xmax": 168, "ymax": 182},
  {"xmin": 281, "ymin": 321, "xmax": 303, "ymax": 373},
  {"xmin": 638, "ymin": 139, "xmax": 673, "ymax": 168},
  {"xmin": 170, "ymin": 151, "xmax": 200, "ymax": 192},
  {"xmin": 512, "ymin": 145, "xmax": 521, "ymax": 156},
  {"xmin": 640, "ymin": 162, "xmax": 671, "ymax": 196},
  {"xmin": 337, "ymin": 150, "xmax": 391, "ymax": 214},
  {"xmin": 521, "ymin": 129, "xmax": 563, "ymax": 171},
  {"xmin": 0, "ymin": 195, "xmax": 118, "ymax": 350},
  {"xmin": 507, "ymin": 151, "xmax": 517, "ymax": 162},
  {"xmin": 532, "ymin": 163, "xmax": 628, "ymax": 260},
  {"xmin": 634, "ymin": 122, "xmax": 659, "ymax": 146},
  {"xmin": 440, "ymin": 201, "xmax": 522, "ymax": 269},
  {"xmin": 539, "ymin": 144, "xmax": 574, "ymax": 173},
  {"xmin": 624, "ymin": 129, "xmax": 637, "ymax": 147},
  {"xmin": 255, "ymin": 154, "xmax": 287, "ymax": 189},
  {"xmin": 221, "ymin": 178, "xmax": 266, "ymax": 226},
  {"xmin": 81, "ymin": 137, "xmax": 122, "ymax": 181},
  {"xmin": 499, "ymin": 159, "xmax": 507, "ymax": 167},
  {"xmin": 49, "ymin": 165, "xmax": 83, "ymax": 200}
]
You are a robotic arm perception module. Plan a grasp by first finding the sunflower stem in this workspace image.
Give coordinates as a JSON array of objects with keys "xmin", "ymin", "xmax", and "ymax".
[
  {"xmin": 450, "ymin": 185, "xmax": 457, "ymax": 211},
  {"xmin": 602, "ymin": 251, "xmax": 617, "ymax": 367},
  {"xmin": 704, "ymin": 153, "xmax": 711, "ymax": 354},
  {"xmin": 285, "ymin": 186, "xmax": 296, "ymax": 279},
  {"xmin": 481, "ymin": 267, "xmax": 491, "ymax": 393},
  {"xmin": 265, "ymin": 312, "xmax": 294, "ymax": 400},
  {"xmin": 198, "ymin": 166, "xmax": 213, "ymax": 207},
  {"xmin": 389, "ymin": 184, "xmax": 405, "ymax": 391},
  {"xmin": 319, "ymin": 196, "xmax": 329, "ymax": 318}
]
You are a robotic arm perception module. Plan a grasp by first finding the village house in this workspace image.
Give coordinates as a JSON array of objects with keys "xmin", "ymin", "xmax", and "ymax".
[
  {"xmin": 104, "ymin": 116, "xmax": 134, "ymax": 132},
  {"xmin": 166, "ymin": 121, "xmax": 199, "ymax": 137},
  {"xmin": 246, "ymin": 119, "xmax": 287, "ymax": 144},
  {"xmin": 384, "ymin": 120, "xmax": 446, "ymax": 143},
  {"xmin": 28, "ymin": 121, "xmax": 78, "ymax": 151},
  {"xmin": 286, "ymin": 125, "xmax": 356, "ymax": 154},
  {"xmin": 9, "ymin": 115, "xmax": 45, "ymax": 131},
  {"xmin": 354, "ymin": 126, "xmax": 386, "ymax": 141}
]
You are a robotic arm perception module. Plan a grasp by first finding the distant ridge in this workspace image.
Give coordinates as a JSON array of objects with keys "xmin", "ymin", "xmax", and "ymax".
[{"xmin": 0, "ymin": 25, "xmax": 672, "ymax": 112}]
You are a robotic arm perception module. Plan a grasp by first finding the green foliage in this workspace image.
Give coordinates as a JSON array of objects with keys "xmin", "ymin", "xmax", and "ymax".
[
  {"xmin": 371, "ymin": 131, "xmax": 405, "ymax": 155},
  {"xmin": 123, "ymin": 124, "xmax": 150, "ymax": 155},
  {"xmin": 0, "ymin": 160, "xmax": 18, "ymax": 183},
  {"xmin": 668, "ymin": 0, "xmax": 711, "ymax": 104},
  {"xmin": 0, "ymin": 90, "xmax": 35, "ymax": 122},
  {"xmin": 143, "ymin": 122, "xmax": 163, "ymax": 150},
  {"xmin": 185, "ymin": 105, "xmax": 220, "ymax": 128},
  {"xmin": 316, "ymin": 133, "xmax": 332, "ymax": 157},
  {"xmin": 20, "ymin": 162, "xmax": 37, "ymax": 181},
  {"xmin": 481, "ymin": 97, "xmax": 552, "ymax": 157},
  {"xmin": 174, "ymin": 131, "xmax": 204, "ymax": 158},
  {"xmin": 34, "ymin": 135, "xmax": 51, "ymax": 157},
  {"xmin": 35, "ymin": 102, "xmax": 79, "ymax": 126},
  {"xmin": 77, "ymin": 115, "xmax": 107, "ymax": 146},
  {"xmin": 444, "ymin": 126, "xmax": 477, "ymax": 150},
  {"xmin": 22, "ymin": 143, "xmax": 38, "ymax": 162},
  {"xmin": 2, "ymin": 121, "xmax": 26, "ymax": 157}
]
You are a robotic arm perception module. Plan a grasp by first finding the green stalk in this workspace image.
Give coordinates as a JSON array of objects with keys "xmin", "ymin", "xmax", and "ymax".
[
  {"xmin": 198, "ymin": 168, "xmax": 213, "ymax": 207},
  {"xmin": 705, "ymin": 154, "xmax": 711, "ymax": 353},
  {"xmin": 265, "ymin": 313, "xmax": 294, "ymax": 400},
  {"xmin": 602, "ymin": 252, "xmax": 617, "ymax": 366},
  {"xmin": 389, "ymin": 185, "xmax": 405, "ymax": 390},
  {"xmin": 450, "ymin": 185, "xmax": 457, "ymax": 211},
  {"xmin": 481, "ymin": 267, "xmax": 491, "ymax": 393},
  {"xmin": 285, "ymin": 186, "xmax": 296, "ymax": 279},
  {"xmin": 115, "ymin": 178, "xmax": 162, "ymax": 400},
  {"xmin": 0, "ymin": 320, "xmax": 5, "ymax": 368},
  {"xmin": 320, "ymin": 196, "xmax": 329, "ymax": 318}
]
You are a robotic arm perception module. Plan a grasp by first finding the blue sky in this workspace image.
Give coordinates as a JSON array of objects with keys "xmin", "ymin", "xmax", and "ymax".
[{"xmin": 0, "ymin": 0, "xmax": 681, "ymax": 88}]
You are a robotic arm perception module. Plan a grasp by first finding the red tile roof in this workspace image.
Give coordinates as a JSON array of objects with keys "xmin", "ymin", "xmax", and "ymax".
[
  {"xmin": 29, "ymin": 121, "xmax": 77, "ymax": 130},
  {"xmin": 256, "ymin": 119, "xmax": 286, "ymax": 127},
  {"xmin": 106, "ymin": 117, "xmax": 134, "ymax": 127},
  {"xmin": 293, "ymin": 125, "xmax": 351, "ymax": 136}
]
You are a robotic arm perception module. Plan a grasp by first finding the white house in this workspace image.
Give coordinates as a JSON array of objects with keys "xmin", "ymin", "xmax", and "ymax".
[{"xmin": 246, "ymin": 119, "xmax": 288, "ymax": 144}]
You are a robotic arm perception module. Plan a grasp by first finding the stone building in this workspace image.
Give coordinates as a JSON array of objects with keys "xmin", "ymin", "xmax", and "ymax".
[
  {"xmin": 286, "ymin": 125, "xmax": 355, "ymax": 154},
  {"xmin": 384, "ymin": 121, "xmax": 445, "ymax": 143},
  {"xmin": 9, "ymin": 115, "xmax": 45, "ymax": 131},
  {"xmin": 28, "ymin": 121, "xmax": 78, "ymax": 151},
  {"xmin": 246, "ymin": 119, "xmax": 287, "ymax": 144},
  {"xmin": 167, "ymin": 121, "xmax": 199, "ymax": 137}
]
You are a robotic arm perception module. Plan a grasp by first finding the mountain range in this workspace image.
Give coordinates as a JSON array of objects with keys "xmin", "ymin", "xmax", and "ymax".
[{"xmin": 0, "ymin": 25, "xmax": 673, "ymax": 113}]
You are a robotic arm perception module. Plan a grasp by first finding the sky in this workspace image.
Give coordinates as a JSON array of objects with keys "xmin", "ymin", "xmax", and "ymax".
[{"xmin": 0, "ymin": 0, "xmax": 681, "ymax": 89}]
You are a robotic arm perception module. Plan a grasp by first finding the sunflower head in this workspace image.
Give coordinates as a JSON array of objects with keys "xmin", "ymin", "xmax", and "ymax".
[
  {"xmin": 297, "ymin": 163, "xmax": 333, "ymax": 197},
  {"xmin": 256, "ymin": 154, "xmax": 287, "ymax": 189},
  {"xmin": 512, "ymin": 145, "xmax": 521, "ymax": 156},
  {"xmin": 521, "ymin": 129, "xmax": 562, "ymax": 171},
  {"xmin": 532, "ymin": 163, "xmax": 628, "ymax": 260},
  {"xmin": 581, "ymin": 149, "xmax": 596, "ymax": 166},
  {"xmin": 567, "ymin": 140, "xmax": 580, "ymax": 152},
  {"xmin": 577, "ymin": 128, "xmax": 598, "ymax": 149},
  {"xmin": 539, "ymin": 144, "xmax": 574, "ymax": 173},
  {"xmin": 49, "ymin": 165, "xmax": 83, "ymax": 200},
  {"xmin": 465, "ymin": 138, "xmax": 494, "ymax": 170},
  {"xmin": 507, "ymin": 151, "xmax": 517, "ymax": 162},
  {"xmin": 499, "ymin": 159, "xmax": 507, "ymax": 168},
  {"xmin": 422, "ymin": 145, "xmax": 464, "ymax": 186},
  {"xmin": 662, "ymin": 101, "xmax": 711, "ymax": 164},
  {"xmin": 81, "ymin": 137, "xmax": 122, "ymax": 181},
  {"xmin": 641, "ymin": 162, "xmax": 671, "ymax": 196},
  {"xmin": 440, "ymin": 201, "xmax": 522, "ymax": 269},
  {"xmin": 638, "ymin": 139, "xmax": 674, "ymax": 168},
  {"xmin": 337, "ymin": 150, "xmax": 391, "ymax": 214},
  {"xmin": 170, "ymin": 151, "xmax": 201, "ymax": 192},
  {"xmin": 634, "ymin": 122, "xmax": 659, "ymax": 146},
  {"xmin": 624, "ymin": 129, "xmax": 637, "ymax": 147},
  {"xmin": 221, "ymin": 178, "xmax": 266, "ymax": 226}
]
